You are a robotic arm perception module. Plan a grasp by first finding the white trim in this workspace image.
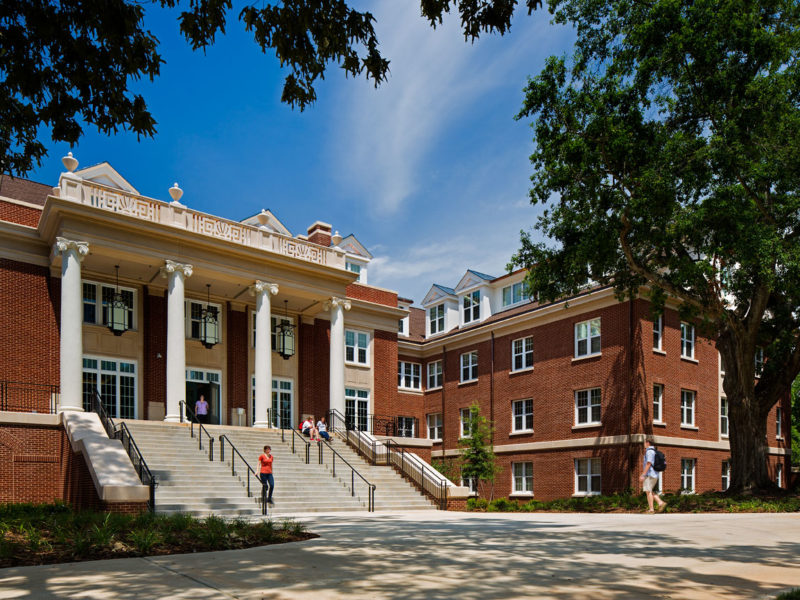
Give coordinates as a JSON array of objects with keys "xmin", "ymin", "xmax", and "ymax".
[
  {"xmin": 344, "ymin": 328, "xmax": 371, "ymax": 366},
  {"xmin": 511, "ymin": 336, "xmax": 534, "ymax": 372},
  {"xmin": 574, "ymin": 317, "xmax": 601, "ymax": 358}
]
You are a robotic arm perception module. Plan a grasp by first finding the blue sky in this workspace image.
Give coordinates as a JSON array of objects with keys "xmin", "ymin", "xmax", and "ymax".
[{"xmin": 28, "ymin": 3, "xmax": 575, "ymax": 305}]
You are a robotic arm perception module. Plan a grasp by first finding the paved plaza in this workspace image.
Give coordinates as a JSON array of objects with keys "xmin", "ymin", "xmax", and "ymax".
[{"xmin": 1, "ymin": 511, "xmax": 799, "ymax": 599}]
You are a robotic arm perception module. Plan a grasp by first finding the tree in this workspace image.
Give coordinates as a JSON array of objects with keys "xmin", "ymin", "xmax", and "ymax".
[
  {"xmin": 459, "ymin": 403, "xmax": 500, "ymax": 499},
  {"xmin": 511, "ymin": 0, "xmax": 800, "ymax": 493},
  {"xmin": 1, "ymin": 0, "xmax": 538, "ymax": 177}
]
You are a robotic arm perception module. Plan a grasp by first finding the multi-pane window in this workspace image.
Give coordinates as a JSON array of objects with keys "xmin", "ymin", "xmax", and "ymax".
[
  {"xmin": 681, "ymin": 390, "xmax": 696, "ymax": 426},
  {"xmin": 429, "ymin": 304, "xmax": 445, "ymax": 335},
  {"xmin": 250, "ymin": 313, "xmax": 295, "ymax": 350},
  {"xmin": 345, "ymin": 388, "xmax": 369, "ymax": 431},
  {"xmin": 653, "ymin": 315, "xmax": 663, "ymax": 350},
  {"xmin": 777, "ymin": 406, "xmax": 782, "ymax": 438},
  {"xmin": 720, "ymin": 397, "xmax": 729, "ymax": 437},
  {"xmin": 512, "ymin": 399, "xmax": 533, "ymax": 432},
  {"xmin": 681, "ymin": 458, "xmax": 696, "ymax": 493},
  {"xmin": 398, "ymin": 319, "xmax": 405, "ymax": 335},
  {"xmin": 186, "ymin": 300, "xmax": 221, "ymax": 343},
  {"xmin": 502, "ymin": 282, "xmax": 529, "ymax": 307},
  {"xmin": 397, "ymin": 417, "xmax": 415, "ymax": 438},
  {"xmin": 653, "ymin": 384, "xmax": 663, "ymax": 423},
  {"xmin": 512, "ymin": 337, "xmax": 534, "ymax": 371},
  {"xmin": 346, "ymin": 261, "xmax": 362, "ymax": 282},
  {"xmin": 722, "ymin": 460, "xmax": 731, "ymax": 491},
  {"xmin": 460, "ymin": 351, "xmax": 478, "ymax": 382},
  {"xmin": 345, "ymin": 329, "xmax": 369, "ymax": 365},
  {"xmin": 575, "ymin": 458, "xmax": 601, "ymax": 495},
  {"xmin": 427, "ymin": 360, "xmax": 443, "ymax": 389},
  {"xmin": 575, "ymin": 388, "xmax": 602, "ymax": 425},
  {"xmin": 755, "ymin": 347, "xmax": 764, "ymax": 376},
  {"xmin": 82, "ymin": 357, "xmax": 137, "ymax": 419},
  {"xmin": 397, "ymin": 362, "xmax": 422, "ymax": 390},
  {"xmin": 462, "ymin": 474, "xmax": 478, "ymax": 494},
  {"xmin": 575, "ymin": 318, "xmax": 601, "ymax": 357},
  {"xmin": 680, "ymin": 322, "xmax": 695, "ymax": 359},
  {"xmin": 460, "ymin": 408, "xmax": 473, "ymax": 438},
  {"xmin": 512, "ymin": 462, "xmax": 533, "ymax": 494},
  {"xmin": 427, "ymin": 413, "xmax": 443, "ymax": 441},
  {"xmin": 82, "ymin": 281, "xmax": 135, "ymax": 329},
  {"xmin": 462, "ymin": 290, "xmax": 480, "ymax": 324}
]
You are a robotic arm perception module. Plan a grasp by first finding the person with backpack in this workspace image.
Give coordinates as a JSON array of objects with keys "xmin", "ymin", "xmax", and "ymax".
[{"xmin": 640, "ymin": 437, "xmax": 667, "ymax": 513}]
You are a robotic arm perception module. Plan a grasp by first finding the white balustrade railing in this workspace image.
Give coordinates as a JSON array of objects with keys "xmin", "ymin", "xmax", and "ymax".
[{"xmin": 57, "ymin": 177, "xmax": 344, "ymax": 268}]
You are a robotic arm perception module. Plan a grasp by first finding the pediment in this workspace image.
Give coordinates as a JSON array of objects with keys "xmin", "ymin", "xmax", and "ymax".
[
  {"xmin": 455, "ymin": 269, "xmax": 495, "ymax": 293},
  {"xmin": 339, "ymin": 234, "xmax": 372, "ymax": 259},
  {"xmin": 240, "ymin": 209, "xmax": 292, "ymax": 235},
  {"xmin": 74, "ymin": 163, "xmax": 139, "ymax": 194},
  {"xmin": 422, "ymin": 284, "xmax": 456, "ymax": 306}
]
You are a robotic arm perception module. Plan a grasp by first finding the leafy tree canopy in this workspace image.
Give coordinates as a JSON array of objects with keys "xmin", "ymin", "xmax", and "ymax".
[
  {"xmin": 0, "ymin": 0, "xmax": 538, "ymax": 176},
  {"xmin": 511, "ymin": 0, "xmax": 800, "ymax": 491}
]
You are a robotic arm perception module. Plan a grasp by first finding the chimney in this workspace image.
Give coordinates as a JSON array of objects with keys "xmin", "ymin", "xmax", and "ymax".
[{"xmin": 307, "ymin": 221, "xmax": 332, "ymax": 247}]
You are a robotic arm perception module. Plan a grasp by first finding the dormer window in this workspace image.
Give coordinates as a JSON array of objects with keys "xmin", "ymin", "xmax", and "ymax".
[
  {"xmin": 462, "ymin": 291, "xmax": 480, "ymax": 324},
  {"xmin": 429, "ymin": 304, "xmax": 445, "ymax": 335},
  {"xmin": 346, "ymin": 261, "xmax": 362, "ymax": 283},
  {"xmin": 502, "ymin": 282, "xmax": 529, "ymax": 307}
]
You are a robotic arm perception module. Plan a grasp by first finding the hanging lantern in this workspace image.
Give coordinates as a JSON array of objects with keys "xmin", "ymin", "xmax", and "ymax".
[
  {"xmin": 200, "ymin": 284, "xmax": 219, "ymax": 349},
  {"xmin": 107, "ymin": 265, "xmax": 129, "ymax": 336},
  {"xmin": 275, "ymin": 300, "xmax": 295, "ymax": 359}
]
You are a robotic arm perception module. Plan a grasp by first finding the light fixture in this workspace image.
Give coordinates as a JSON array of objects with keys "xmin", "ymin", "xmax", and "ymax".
[
  {"xmin": 107, "ymin": 265, "xmax": 129, "ymax": 336},
  {"xmin": 200, "ymin": 284, "xmax": 219, "ymax": 349},
  {"xmin": 275, "ymin": 300, "xmax": 295, "ymax": 360}
]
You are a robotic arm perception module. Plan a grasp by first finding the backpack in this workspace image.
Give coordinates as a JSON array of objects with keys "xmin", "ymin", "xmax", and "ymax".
[{"xmin": 652, "ymin": 448, "xmax": 667, "ymax": 472}]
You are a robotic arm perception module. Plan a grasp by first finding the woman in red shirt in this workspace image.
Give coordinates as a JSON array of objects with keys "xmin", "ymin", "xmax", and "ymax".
[{"xmin": 258, "ymin": 445, "xmax": 274, "ymax": 505}]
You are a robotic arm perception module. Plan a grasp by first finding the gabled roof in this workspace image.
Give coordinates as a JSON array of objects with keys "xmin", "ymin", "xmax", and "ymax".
[
  {"xmin": 454, "ymin": 269, "xmax": 496, "ymax": 293},
  {"xmin": 422, "ymin": 284, "xmax": 456, "ymax": 306},
  {"xmin": 338, "ymin": 234, "xmax": 372, "ymax": 260},
  {"xmin": 74, "ymin": 162, "xmax": 139, "ymax": 195},
  {"xmin": 239, "ymin": 209, "xmax": 292, "ymax": 236},
  {"xmin": 468, "ymin": 269, "xmax": 495, "ymax": 281}
]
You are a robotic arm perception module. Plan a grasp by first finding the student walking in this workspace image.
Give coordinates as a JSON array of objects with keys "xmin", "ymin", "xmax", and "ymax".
[
  {"xmin": 640, "ymin": 437, "xmax": 666, "ymax": 513},
  {"xmin": 258, "ymin": 445, "xmax": 274, "ymax": 505},
  {"xmin": 195, "ymin": 394, "xmax": 209, "ymax": 424}
]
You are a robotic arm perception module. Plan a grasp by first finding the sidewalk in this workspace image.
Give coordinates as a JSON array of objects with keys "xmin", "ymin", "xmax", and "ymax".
[{"xmin": 1, "ymin": 511, "xmax": 799, "ymax": 599}]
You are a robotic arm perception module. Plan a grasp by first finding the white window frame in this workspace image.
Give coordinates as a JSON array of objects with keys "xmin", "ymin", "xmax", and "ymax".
[
  {"xmin": 720, "ymin": 396, "xmax": 728, "ymax": 438},
  {"xmin": 460, "ymin": 407, "xmax": 473, "ymax": 438},
  {"xmin": 346, "ymin": 261, "xmax": 362, "ymax": 282},
  {"xmin": 186, "ymin": 299, "xmax": 222, "ymax": 342},
  {"xmin": 427, "ymin": 413, "xmax": 442, "ymax": 441},
  {"xmin": 574, "ymin": 318, "xmax": 601, "ymax": 358},
  {"xmin": 345, "ymin": 329, "xmax": 370, "ymax": 366},
  {"xmin": 502, "ymin": 282, "xmax": 529, "ymax": 307},
  {"xmin": 776, "ymin": 406, "xmax": 782, "ymax": 439},
  {"xmin": 653, "ymin": 314, "xmax": 663, "ymax": 351},
  {"xmin": 82, "ymin": 355, "xmax": 138, "ymax": 419},
  {"xmin": 511, "ymin": 336, "xmax": 534, "ymax": 372},
  {"xmin": 680, "ymin": 322, "xmax": 695, "ymax": 359},
  {"xmin": 397, "ymin": 416, "xmax": 415, "ymax": 438},
  {"xmin": 512, "ymin": 399, "xmax": 533, "ymax": 433},
  {"xmin": 722, "ymin": 460, "xmax": 731, "ymax": 491},
  {"xmin": 462, "ymin": 474, "xmax": 478, "ymax": 495},
  {"xmin": 460, "ymin": 351, "xmax": 478, "ymax": 383},
  {"xmin": 82, "ymin": 279, "xmax": 137, "ymax": 330},
  {"xmin": 653, "ymin": 384, "xmax": 663, "ymax": 424},
  {"xmin": 250, "ymin": 312, "xmax": 296, "ymax": 350},
  {"xmin": 575, "ymin": 388, "xmax": 602, "ymax": 426},
  {"xmin": 574, "ymin": 458, "xmax": 601, "ymax": 496},
  {"xmin": 428, "ymin": 304, "xmax": 445, "ymax": 335},
  {"xmin": 680, "ymin": 458, "xmax": 696, "ymax": 494},
  {"xmin": 427, "ymin": 360, "xmax": 443, "ymax": 390},
  {"xmin": 345, "ymin": 387, "xmax": 370, "ymax": 431},
  {"xmin": 681, "ymin": 389, "xmax": 696, "ymax": 427},
  {"xmin": 462, "ymin": 290, "xmax": 480, "ymax": 325},
  {"xmin": 397, "ymin": 361, "xmax": 422, "ymax": 391},
  {"xmin": 512, "ymin": 462, "xmax": 533, "ymax": 495}
]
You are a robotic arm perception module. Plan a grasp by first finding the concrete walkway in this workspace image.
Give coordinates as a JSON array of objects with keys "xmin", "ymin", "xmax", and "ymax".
[{"xmin": 1, "ymin": 511, "xmax": 799, "ymax": 599}]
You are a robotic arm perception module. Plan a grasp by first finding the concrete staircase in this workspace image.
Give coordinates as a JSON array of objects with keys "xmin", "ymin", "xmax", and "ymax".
[{"xmin": 120, "ymin": 420, "xmax": 435, "ymax": 516}]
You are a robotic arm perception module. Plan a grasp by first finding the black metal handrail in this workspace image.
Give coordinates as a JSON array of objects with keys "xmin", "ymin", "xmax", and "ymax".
[
  {"xmin": 289, "ymin": 428, "xmax": 311, "ymax": 464},
  {"xmin": 218, "ymin": 434, "xmax": 268, "ymax": 515},
  {"xmin": 316, "ymin": 437, "xmax": 375, "ymax": 511},
  {"xmin": 0, "ymin": 381, "xmax": 58, "ymax": 414},
  {"xmin": 180, "ymin": 400, "xmax": 215, "ymax": 461},
  {"xmin": 90, "ymin": 390, "xmax": 157, "ymax": 512}
]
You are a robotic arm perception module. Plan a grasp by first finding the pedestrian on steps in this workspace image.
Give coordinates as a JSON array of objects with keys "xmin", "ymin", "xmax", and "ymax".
[{"xmin": 258, "ymin": 445, "xmax": 274, "ymax": 505}]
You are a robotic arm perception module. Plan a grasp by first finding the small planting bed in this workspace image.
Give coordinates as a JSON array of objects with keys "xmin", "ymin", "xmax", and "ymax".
[{"xmin": 0, "ymin": 503, "xmax": 316, "ymax": 568}]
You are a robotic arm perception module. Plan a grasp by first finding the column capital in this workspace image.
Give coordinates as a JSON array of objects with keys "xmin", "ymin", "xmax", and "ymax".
[
  {"xmin": 324, "ymin": 296, "xmax": 351, "ymax": 312},
  {"xmin": 250, "ymin": 280, "xmax": 279, "ymax": 296},
  {"xmin": 161, "ymin": 260, "xmax": 193, "ymax": 278},
  {"xmin": 54, "ymin": 237, "xmax": 89, "ymax": 260}
]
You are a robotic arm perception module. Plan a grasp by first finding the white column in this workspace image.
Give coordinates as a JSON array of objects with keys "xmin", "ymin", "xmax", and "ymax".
[
  {"xmin": 325, "ymin": 296, "xmax": 351, "ymax": 418},
  {"xmin": 161, "ymin": 260, "xmax": 193, "ymax": 422},
  {"xmin": 250, "ymin": 281, "xmax": 278, "ymax": 428},
  {"xmin": 54, "ymin": 237, "xmax": 89, "ymax": 412}
]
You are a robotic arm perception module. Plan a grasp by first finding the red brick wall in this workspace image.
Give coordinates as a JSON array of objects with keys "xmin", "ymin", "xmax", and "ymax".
[
  {"xmin": 0, "ymin": 199, "xmax": 41, "ymax": 227},
  {"xmin": 375, "ymin": 330, "xmax": 400, "ymax": 417},
  {"xmin": 299, "ymin": 319, "xmax": 330, "ymax": 421},
  {"xmin": 226, "ymin": 304, "xmax": 248, "ymax": 425},
  {"xmin": 142, "ymin": 288, "xmax": 167, "ymax": 419},
  {"xmin": 346, "ymin": 283, "xmax": 398, "ymax": 307},
  {"xmin": 0, "ymin": 259, "xmax": 59, "ymax": 409}
]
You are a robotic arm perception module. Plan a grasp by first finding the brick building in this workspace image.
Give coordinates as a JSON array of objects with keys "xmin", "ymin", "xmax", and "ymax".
[{"xmin": 0, "ymin": 157, "xmax": 791, "ymax": 507}]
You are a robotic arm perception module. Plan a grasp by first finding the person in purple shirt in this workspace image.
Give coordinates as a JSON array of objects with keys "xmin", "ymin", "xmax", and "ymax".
[{"xmin": 195, "ymin": 394, "xmax": 209, "ymax": 424}]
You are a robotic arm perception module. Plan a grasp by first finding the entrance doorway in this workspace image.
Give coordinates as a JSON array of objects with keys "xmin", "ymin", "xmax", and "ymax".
[
  {"xmin": 251, "ymin": 376, "xmax": 294, "ymax": 428},
  {"xmin": 186, "ymin": 369, "xmax": 221, "ymax": 424}
]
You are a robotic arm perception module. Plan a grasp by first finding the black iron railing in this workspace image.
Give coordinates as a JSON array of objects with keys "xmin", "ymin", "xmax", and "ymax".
[
  {"xmin": 315, "ymin": 438, "xmax": 375, "ymax": 511},
  {"xmin": 0, "ymin": 381, "xmax": 58, "ymax": 414},
  {"xmin": 219, "ymin": 434, "xmax": 268, "ymax": 515},
  {"xmin": 180, "ymin": 400, "xmax": 215, "ymax": 461},
  {"xmin": 341, "ymin": 413, "xmax": 420, "ymax": 438},
  {"xmin": 90, "ymin": 390, "xmax": 157, "ymax": 512}
]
